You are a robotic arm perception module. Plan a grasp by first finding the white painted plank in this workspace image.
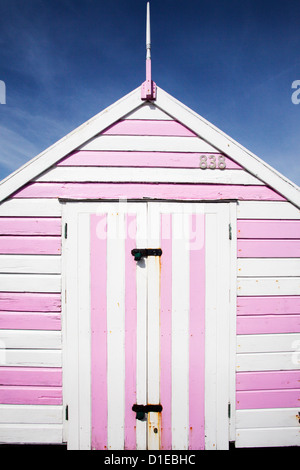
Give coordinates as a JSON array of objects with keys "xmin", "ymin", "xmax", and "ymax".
[
  {"xmin": 106, "ymin": 211, "xmax": 125, "ymax": 450},
  {"xmin": 0, "ymin": 423, "xmax": 63, "ymax": 444},
  {"xmin": 235, "ymin": 427, "xmax": 300, "ymax": 448},
  {"xmin": 171, "ymin": 210, "xmax": 190, "ymax": 451},
  {"xmin": 236, "ymin": 408, "xmax": 300, "ymax": 429},
  {"xmin": 236, "ymin": 352, "xmax": 300, "ymax": 371},
  {"xmin": 147, "ymin": 204, "xmax": 161, "ymax": 451},
  {"xmin": 215, "ymin": 205, "xmax": 231, "ymax": 450},
  {"xmin": 124, "ymin": 103, "xmax": 173, "ymax": 120},
  {"xmin": 80, "ymin": 135, "xmax": 218, "ymax": 153},
  {"xmin": 0, "ymin": 274, "xmax": 61, "ymax": 293},
  {"xmin": 204, "ymin": 213, "xmax": 218, "ymax": 450},
  {"xmin": 237, "ymin": 201, "xmax": 300, "ymax": 220},
  {"xmin": 0, "ymin": 199, "xmax": 61, "ymax": 217},
  {"xmin": 237, "ymin": 277, "xmax": 300, "ymax": 296},
  {"xmin": 237, "ymin": 334, "xmax": 300, "ymax": 353},
  {"xmin": 2, "ymin": 350, "xmax": 62, "ymax": 367},
  {"xmin": 0, "ymin": 405, "xmax": 63, "ymax": 424},
  {"xmin": 237, "ymin": 258, "xmax": 300, "ymax": 277},
  {"xmin": 0, "ymin": 330, "xmax": 62, "ymax": 350},
  {"xmin": 77, "ymin": 212, "xmax": 91, "ymax": 450},
  {"xmin": 229, "ymin": 202, "xmax": 237, "ymax": 443},
  {"xmin": 35, "ymin": 167, "xmax": 263, "ymax": 185},
  {"xmin": 135, "ymin": 205, "xmax": 148, "ymax": 451},
  {"xmin": 62, "ymin": 203, "xmax": 80, "ymax": 449},
  {"xmin": 0, "ymin": 255, "xmax": 61, "ymax": 274}
]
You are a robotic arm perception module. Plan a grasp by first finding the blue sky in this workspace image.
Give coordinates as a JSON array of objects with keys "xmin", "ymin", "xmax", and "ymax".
[{"xmin": 0, "ymin": 0, "xmax": 299, "ymax": 186}]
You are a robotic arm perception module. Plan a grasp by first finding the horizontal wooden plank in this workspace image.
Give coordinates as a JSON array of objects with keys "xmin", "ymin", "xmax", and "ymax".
[
  {"xmin": 0, "ymin": 386, "xmax": 62, "ymax": 405},
  {"xmin": 0, "ymin": 199, "xmax": 62, "ymax": 216},
  {"xmin": 237, "ymin": 296, "xmax": 300, "ymax": 315},
  {"xmin": 236, "ymin": 352, "xmax": 300, "ymax": 371},
  {"xmin": 35, "ymin": 166, "xmax": 263, "ymax": 185},
  {"xmin": 12, "ymin": 183, "xmax": 284, "ymax": 201},
  {"xmin": 0, "ymin": 350, "xmax": 62, "ymax": 367},
  {"xmin": 0, "ymin": 255, "xmax": 61, "ymax": 274},
  {"xmin": 0, "ymin": 423, "xmax": 63, "ymax": 444},
  {"xmin": 237, "ymin": 277, "xmax": 300, "ymax": 296},
  {"xmin": 0, "ymin": 218, "xmax": 61, "ymax": 236},
  {"xmin": 237, "ymin": 201, "xmax": 300, "ymax": 220},
  {"xmin": 0, "ymin": 312, "xmax": 61, "ymax": 331},
  {"xmin": 237, "ymin": 315, "xmax": 300, "ymax": 335},
  {"xmin": 236, "ymin": 408, "xmax": 300, "ymax": 429},
  {"xmin": 102, "ymin": 119, "xmax": 198, "ymax": 137},
  {"xmin": 0, "ymin": 293, "xmax": 61, "ymax": 312},
  {"xmin": 237, "ymin": 220, "xmax": 300, "ymax": 239},
  {"xmin": 0, "ymin": 274, "xmax": 61, "ymax": 293},
  {"xmin": 0, "ymin": 367, "xmax": 62, "ymax": 386},
  {"xmin": 0, "ymin": 404, "xmax": 63, "ymax": 424},
  {"xmin": 123, "ymin": 103, "xmax": 173, "ymax": 120},
  {"xmin": 0, "ymin": 330, "xmax": 62, "ymax": 349},
  {"xmin": 0, "ymin": 237, "xmax": 61, "ymax": 255},
  {"xmin": 236, "ymin": 370, "xmax": 300, "ymax": 391},
  {"xmin": 80, "ymin": 135, "xmax": 218, "ymax": 152},
  {"xmin": 237, "ymin": 240, "xmax": 300, "ymax": 258},
  {"xmin": 237, "ymin": 333, "xmax": 300, "ymax": 353},
  {"xmin": 236, "ymin": 389, "xmax": 300, "ymax": 410},
  {"xmin": 58, "ymin": 150, "xmax": 243, "ymax": 169},
  {"xmin": 237, "ymin": 258, "xmax": 300, "ymax": 277},
  {"xmin": 235, "ymin": 427, "xmax": 300, "ymax": 448}
]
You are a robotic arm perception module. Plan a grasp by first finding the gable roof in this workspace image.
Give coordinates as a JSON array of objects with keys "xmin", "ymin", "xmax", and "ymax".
[{"xmin": 0, "ymin": 85, "xmax": 299, "ymax": 207}]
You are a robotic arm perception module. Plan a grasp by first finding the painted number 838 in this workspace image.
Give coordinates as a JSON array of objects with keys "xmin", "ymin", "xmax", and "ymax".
[{"xmin": 199, "ymin": 155, "xmax": 226, "ymax": 169}]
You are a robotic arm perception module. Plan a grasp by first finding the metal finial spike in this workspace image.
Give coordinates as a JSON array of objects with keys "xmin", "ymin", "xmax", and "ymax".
[
  {"xmin": 146, "ymin": 2, "xmax": 151, "ymax": 60},
  {"xmin": 141, "ymin": 2, "xmax": 156, "ymax": 100}
]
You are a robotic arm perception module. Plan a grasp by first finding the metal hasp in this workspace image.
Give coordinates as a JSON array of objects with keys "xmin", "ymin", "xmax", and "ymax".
[
  {"xmin": 131, "ymin": 248, "xmax": 162, "ymax": 261},
  {"xmin": 132, "ymin": 404, "xmax": 163, "ymax": 421},
  {"xmin": 141, "ymin": 2, "xmax": 156, "ymax": 100}
]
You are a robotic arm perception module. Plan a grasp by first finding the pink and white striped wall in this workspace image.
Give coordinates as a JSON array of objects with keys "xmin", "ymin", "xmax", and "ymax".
[{"xmin": 0, "ymin": 102, "xmax": 299, "ymax": 448}]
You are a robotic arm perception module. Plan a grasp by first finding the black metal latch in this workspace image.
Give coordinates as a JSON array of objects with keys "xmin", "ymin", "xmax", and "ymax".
[
  {"xmin": 132, "ymin": 404, "xmax": 163, "ymax": 421},
  {"xmin": 131, "ymin": 248, "xmax": 162, "ymax": 261}
]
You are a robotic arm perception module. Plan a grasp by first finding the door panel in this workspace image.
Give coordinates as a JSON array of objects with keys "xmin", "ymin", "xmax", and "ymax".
[{"xmin": 64, "ymin": 202, "xmax": 232, "ymax": 450}]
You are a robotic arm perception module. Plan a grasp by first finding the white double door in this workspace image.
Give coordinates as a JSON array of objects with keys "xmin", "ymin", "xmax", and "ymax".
[{"xmin": 63, "ymin": 201, "xmax": 234, "ymax": 450}]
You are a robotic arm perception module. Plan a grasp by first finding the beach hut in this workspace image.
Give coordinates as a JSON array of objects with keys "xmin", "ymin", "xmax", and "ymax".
[{"xmin": 0, "ymin": 3, "xmax": 299, "ymax": 451}]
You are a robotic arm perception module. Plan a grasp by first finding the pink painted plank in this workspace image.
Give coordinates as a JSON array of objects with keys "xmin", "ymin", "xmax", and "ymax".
[
  {"xmin": 13, "ymin": 183, "xmax": 285, "ymax": 202},
  {"xmin": 0, "ymin": 236, "xmax": 61, "ymax": 255},
  {"xmin": 0, "ymin": 312, "xmax": 61, "ymax": 330},
  {"xmin": 236, "ymin": 389, "xmax": 300, "ymax": 410},
  {"xmin": 237, "ymin": 239, "xmax": 300, "ymax": 258},
  {"xmin": 0, "ymin": 218, "xmax": 61, "ymax": 236},
  {"xmin": 124, "ymin": 214, "xmax": 137, "ymax": 450},
  {"xmin": 189, "ymin": 214, "xmax": 205, "ymax": 451},
  {"xmin": 0, "ymin": 293, "xmax": 61, "ymax": 312},
  {"xmin": 237, "ymin": 220, "xmax": 300, "ymax": 239},
  {"xmin": 160, "ymin": 213, "xmax": 172, "ymax": 450},
  {"xmin": 91, "ymin": 214, "xmax": 107, "ymax": 450},
  {"xmin": 58, "ymin": 151, "xmax": 243, "ymax": 169},
  {"xmin": 0, "ymin": 367, "xmax": 62, "ymax": 386},
  {"xmin": 237, "ymin": 296, "xmax": 300, "ymax": 315},
  {"xmin": 101, "ymin": 119, "xmax": 197, "ymax": 137},
  {"xmin": 0, "ymin": 386, "xmax": 62, "ymax": 405},
  {"xmin": 236, "ymin": 370, "xmax": 300, "ymax": 391},
  {"xmin": 237, "ymin": 315, "xmax": 300, "ymax": 334}
]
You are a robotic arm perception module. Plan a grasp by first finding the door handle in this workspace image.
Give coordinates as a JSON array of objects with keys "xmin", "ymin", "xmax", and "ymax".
[
  {"xmin": 132, "ymin": 404, "xmax": 163, "ymax": 421},
  {"xmin": 131, "ymin": 248, "xmax": 162, "ymax": 261}
]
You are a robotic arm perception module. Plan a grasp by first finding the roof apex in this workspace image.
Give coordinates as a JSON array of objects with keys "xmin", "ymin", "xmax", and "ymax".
[{"xmin": 0, "ymin": 84, "xmax": 299, "ymax": 208}]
